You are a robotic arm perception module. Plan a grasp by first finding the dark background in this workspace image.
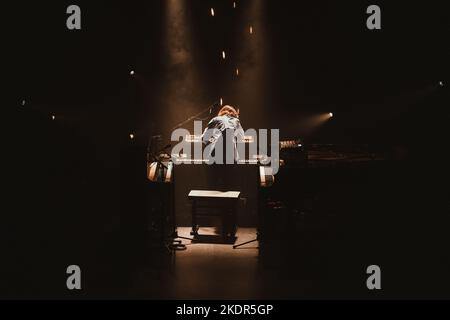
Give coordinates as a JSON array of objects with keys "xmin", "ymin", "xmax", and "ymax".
[{"xmin": 3, "ymin": 0, "xmax": 449, "ymax": 299}]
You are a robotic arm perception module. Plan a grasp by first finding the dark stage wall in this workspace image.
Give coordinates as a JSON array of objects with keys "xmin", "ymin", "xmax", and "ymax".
[{"xmin": 4, "ymin": 0, "xmax": 449, "ymax": 299}]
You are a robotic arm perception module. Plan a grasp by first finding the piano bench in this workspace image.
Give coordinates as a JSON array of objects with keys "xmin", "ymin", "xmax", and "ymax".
[{"xmin": 188, "ymin": 190, "xmax": 241, "ymax": 240}]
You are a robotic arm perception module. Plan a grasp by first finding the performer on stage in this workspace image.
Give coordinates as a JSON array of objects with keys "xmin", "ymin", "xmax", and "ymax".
[
  {"xmin": 202, "ymin": 105, "xmax": 245, "ymax": 161},
  {"xmin": 201, "ymin": 105, "xmax": 244, "ymax": 237}
]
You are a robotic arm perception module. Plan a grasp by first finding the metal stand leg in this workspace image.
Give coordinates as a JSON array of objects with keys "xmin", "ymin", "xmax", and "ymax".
[
  {"xmin": 233, "ymin": 233, "xmax": 259, "ymax": 249},
  {"xmin": 190, "ymin": 200, "xmax": 199, "ymax": 236},
  {"xmin": 233, "ymin": 183, "xmax": 266, "ymax": 249},
  {"xmin": 168, "ymin": 228, "xmax": 194, "ymax": 251},
  {"xmin": 167, "ymin": 183, "xmax": 193, "ymax": 251}
]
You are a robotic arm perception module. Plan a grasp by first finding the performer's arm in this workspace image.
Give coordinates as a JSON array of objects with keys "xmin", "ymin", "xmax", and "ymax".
[{"xmin": 202, "ymin": 118, "xmax": 225, "ymax": 145}]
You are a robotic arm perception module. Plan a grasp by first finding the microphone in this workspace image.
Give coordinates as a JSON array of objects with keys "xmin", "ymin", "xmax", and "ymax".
[{"xmin": 209, "ymin": 101, "xmax": 221, "ymax": 115}]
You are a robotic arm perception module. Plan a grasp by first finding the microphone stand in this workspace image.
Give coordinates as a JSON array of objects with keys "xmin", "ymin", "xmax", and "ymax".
[
  {"xmin": 150, "ymin": 102, "xmax": 220, "ymax": 251},
  {"xmin": 171, "ymin": 101, "xmax": 220, "ymax": 131}
]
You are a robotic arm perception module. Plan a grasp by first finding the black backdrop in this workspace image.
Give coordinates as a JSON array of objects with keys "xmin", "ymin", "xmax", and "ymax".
[{"xmin": 3, "ymin": 1, "xmax": 449, "ymax": 298}]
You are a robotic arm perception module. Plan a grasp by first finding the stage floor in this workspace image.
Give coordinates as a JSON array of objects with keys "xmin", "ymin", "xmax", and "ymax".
[
  {"xmin": 132, "ymin": 228, "xmax": 261, "ymax": 299},
  {"xmin": 126, "ymin": 226, "xmax": 343, "ymax": 299}
]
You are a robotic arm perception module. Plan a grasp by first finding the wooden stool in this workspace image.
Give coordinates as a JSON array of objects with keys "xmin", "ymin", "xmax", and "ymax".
[{"xmin": 188, "ymin": 190, "xmax": 240, "ymax": 240}]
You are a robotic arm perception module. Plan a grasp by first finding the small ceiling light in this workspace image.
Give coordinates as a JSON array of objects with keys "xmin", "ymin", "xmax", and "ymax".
[
  {"xmin": 236, "ymin": 68, "xmax": 239, "ymax": 76},
  {"xmin": 222, "ymin": 51, "xmax": 226, "ymax": 60},
  {"xmin": 220, "ymin": 98, "xmax": 224, "ymax": 106},
  {"xmin": 51, "ymin": 115, "xmax": 56, "ymax": 120},
  {"xmin": 439, "ymin": 81, "xmax": 444, "ymax": 87},
  {"xmin": 211, "ymin": 8, "xmax": 215, "ymax": 16},
  {"xmin": 233, "ymin": 2, "xmax": 236, "ymax": 9},
  {"xmin": 130, "ymin": 70, "xmax": 135, "ymax": 75},
  {"xmin": 249, "ymin": 26, "xmax": 253, "ymax": 34},
  {"xmin": 129, "ymin": 133, "xmax": 135, "ymax": 140},
  {"xmin": 329, "ymin": 113, "xmax": 334, "ymax": 118},
  {"xmin": 21, "ymin": 100, "xmax": 26, "ymax": 106}
]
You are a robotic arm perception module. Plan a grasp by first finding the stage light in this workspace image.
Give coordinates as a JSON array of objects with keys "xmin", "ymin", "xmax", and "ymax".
[
  {"xmin": 220, "ymin": 98, "xmax": 224, "ymax": 106},
  {"xmin": 329, "ymin": 113, "xmax": 334, "ymax": 118},
  {"xmin": 222, "ymin": 51, "xmax": 226, "ymax": 60},
  {"xmin": 129, "ymin": 133, "xmax": 135, "ymax": 140},
  {"xmin": 439, "ymin": 81, "xmax": 444, "ymax": 87},
  {"xmin": 51, "ymin": 115, "xmax": 56, "ymax": 120},
  {"xmin": 236, "ymin": 68, "xmax": 239, "ymax": 76},
  {"xmin": 249, "ymin": 26, "xmax": 253, "ymax": 34},
  {"xmin": 233, "ymin": 2, "xmax": 236, "ymax": 9},
  {"xmin": 130, "ymin": 70, "xmax": 135, "ymax": 75},
  {"xmin": 211, "ymin": 8, "xmax": 214, "ymax": 16}
]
